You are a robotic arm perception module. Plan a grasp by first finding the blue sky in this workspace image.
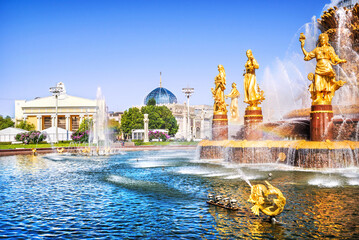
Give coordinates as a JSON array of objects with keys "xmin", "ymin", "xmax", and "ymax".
[{"xmin": 0, "ymin": 0, "xmax": 333, "ymax": 117}]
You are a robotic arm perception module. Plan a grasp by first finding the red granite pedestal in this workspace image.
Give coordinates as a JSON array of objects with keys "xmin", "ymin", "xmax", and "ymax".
[
  {"xmin": 212, "ymin": 114, "xmax": 228, "ymax": 141},
  {"xmin": 244, "ymin": 108, "xmax": 263, "ymax": 140},
  {"xmin": 310, "ymin": 104, "xmax": 334, "ymax": 141}
]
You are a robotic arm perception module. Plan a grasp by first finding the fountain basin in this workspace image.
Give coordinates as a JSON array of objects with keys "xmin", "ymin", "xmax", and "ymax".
[{"xmin": 199, "ymin": 140, "xmax": 359, "ymax": 168}]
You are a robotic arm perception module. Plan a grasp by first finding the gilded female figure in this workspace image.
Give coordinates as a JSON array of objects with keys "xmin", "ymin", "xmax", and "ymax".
[
  {"xmin": 243, "ymin": 50, "xmax": 264, "ymax": 108},
  {"xmin": 225, "ymin": 82, "xmax": 240, "ymax": 121},
  {"xmin": 299, "ymin": 33, "xmax": 346, "ymax": 104},
  {"xmin": 211, "ymin": 65, "xmax": 227, "ymax": 114}
]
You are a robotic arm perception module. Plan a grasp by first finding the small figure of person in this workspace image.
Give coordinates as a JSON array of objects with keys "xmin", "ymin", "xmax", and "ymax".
[{"xmin": 225, "ymin": 82, "xmax": 240, "ymax": 121}]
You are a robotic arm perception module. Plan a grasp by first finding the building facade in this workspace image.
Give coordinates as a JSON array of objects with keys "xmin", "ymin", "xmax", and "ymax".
[
  {"xmin": 141, "ymin": 81, "xmax": 213, "ymax": 140},
  {"xmin": 166, "ymin": 103, "xmax": 212, "ymax": 140},
  {"xmin": 15, "ymin": 82, "xmax": 97, "ymax": 132}
]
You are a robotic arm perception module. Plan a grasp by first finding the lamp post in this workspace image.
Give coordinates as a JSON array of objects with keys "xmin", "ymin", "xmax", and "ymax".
[
  {"xmin": 49, "ymin": 85, "xmax": 63, "ymax": 143},
  {"xmin": 182, "ymin": 87, "xmax": 194, "ymax": 141}
]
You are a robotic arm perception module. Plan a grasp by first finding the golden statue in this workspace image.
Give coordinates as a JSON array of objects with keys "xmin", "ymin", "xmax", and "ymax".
[
  {"xmin": 211, "ymin": 64, "xmax": 227, "ymax": 114},
  {"xmin": 243, "ymin": 50, "xmax": 265, "ymax": 109},
  {"xmin": 248, "ymin": 181, "xmax": 286, "ymax": 217},
  {"xmin": 225, "ymin": 82, "xmax": 240, "ymax": 121},
  {"xmin": 300, "ymin": 33, "xmax": 347, "ymax": 105}
]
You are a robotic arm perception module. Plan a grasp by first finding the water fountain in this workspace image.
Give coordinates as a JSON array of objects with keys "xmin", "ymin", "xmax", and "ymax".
[
  {"xmin": 199, "ymin": 3, "xmax": 359, "ymax": 168},
  {"xmin": 82, "ymin": 87, "xmax": 119, "ymax": 156},
  {"xmin": 1, "ymin": 2, "xmax": 359, "ymax": 239}
]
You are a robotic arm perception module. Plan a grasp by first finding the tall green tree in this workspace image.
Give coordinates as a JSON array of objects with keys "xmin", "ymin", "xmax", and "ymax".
[
  {"xmin": 141, "ymin": 105, "xmax": 178, "ymax": 135},
  {"xmin": 15, "ymin": 120, "xmax": 35, "ymax": 131},
  {"xmin": 120, "ymin": 105, "xmax": 179, "ymax": 137},
  {"xmin": 0, "ymin": 115, "xmax": 14, "ymax": 130},
  {"xmin": 120, "ymin": 107, "xmax": 144, "ymax": 138}
]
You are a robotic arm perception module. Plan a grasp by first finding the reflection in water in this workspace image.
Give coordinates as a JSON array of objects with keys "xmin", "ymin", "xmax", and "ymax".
[
  {"xmin": 203, "ymin": 164, "xmax": 359, "ymax": 239},
  {"xmin": 308, "ymin": 190, "xmax": 355, "ymax": 237},
  {"xmin": 0, "ymin": 151, "xmax": 358, "ymax": 239},
  {"xmin": 15, "ymin": 155, "xmax": 48, "ymax": 171}
]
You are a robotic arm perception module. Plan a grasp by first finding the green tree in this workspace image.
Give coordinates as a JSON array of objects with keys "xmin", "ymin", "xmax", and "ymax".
[
  {"xmin": 147, "ymin": 98, "xmax": 156, "ymax": 106},
  {"xmin": 120, "ymin": 105, "xmax": 179, "ymax": 138},
  {"xmin": 15, "ymin": 120, "xmax": 35, "ymax": 131},
  {"xmin": 0, "ymin": 115, "xmax": 14, "ymax": 130},
  {"xmin": 120, "ymin": 107, "xmax": 144, "ymax": 139},
  {"xmin": 78, "ymin": 118, "xmax": 93, "ymax": 132},
  {"xmin": 141, "ymin": 105, "xmax": 178, "ymax": 135}
]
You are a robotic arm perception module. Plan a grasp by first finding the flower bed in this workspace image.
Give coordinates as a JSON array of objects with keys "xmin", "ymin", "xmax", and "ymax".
[{"xmin": 15, "ymin": 131, "xmax": 47, "ymax": 144}]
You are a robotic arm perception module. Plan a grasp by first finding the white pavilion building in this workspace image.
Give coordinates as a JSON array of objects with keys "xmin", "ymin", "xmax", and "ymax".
[{"xmin": 14, "ymin": 82, "xmax": 97, "ymax": 132}]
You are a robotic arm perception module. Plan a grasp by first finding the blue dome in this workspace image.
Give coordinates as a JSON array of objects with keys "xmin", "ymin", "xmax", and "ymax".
[{"xmin": 144, "ymin": 87, "xmax": 177, "ymax": 105}]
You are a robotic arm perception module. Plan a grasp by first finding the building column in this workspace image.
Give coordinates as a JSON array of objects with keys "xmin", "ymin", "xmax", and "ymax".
[
  {"xmin": 79, "ymin": 114, "xmax": 84, "ymax": 125},
  {"xmin": 65, "ymin": 114, "xmax": 70, "ymax": 131},
  {"xmin": 182, "ymin": 111, "xmax": 187, "ymax": 139},
  {"xmin": 51, "ymin": 115, "xmax": 56, "ymax": 127},
  {"xmin": 192, "ymin": 118, "xmax": 196, "ymax": 139},
  {"xmin": 37, "ymin": 115, "xmax": 42, "ymax": 131},
  {"xmin": 200, "ymin": 111, "xmax": 205, "ymax": 139}
]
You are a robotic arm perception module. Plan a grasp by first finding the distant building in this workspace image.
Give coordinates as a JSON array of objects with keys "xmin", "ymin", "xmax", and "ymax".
[
  {"xmin": 132, "ymin": 129, "xmax": 168, "ymax": 141},
  {"xmin": 15, "ymin": 82, "xmax": 97, "ymax": 132},
  {"xmin": 142, "ymin": 76, "xmax": 213, "ymax": 140},
  {"xmin": 166, "ymin": 103, "xmax": 213, "ymax": 140},
  {"xmin": 144, "ymin": 73, "xmax": 177, "ymax": 105},
  {"xmin": 108, "ymin": 111, "xmax": 123, "ymax": 124}
]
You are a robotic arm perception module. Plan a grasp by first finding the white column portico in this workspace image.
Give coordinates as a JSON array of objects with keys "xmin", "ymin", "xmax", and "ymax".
[
  {"xmin": 51, "ymin": 115, "xmax": 56, "ymax": 127},
  {"xmin": 182, "ymin": 110, "xmax": 187, "ymax": 139},
  {"xmin": 37, "ymin": 115, "xmax": 42, "ymax": 131},
  {"xmin": 65, "ymin": 114, "xmax": 70, "ymax": 130},
  {"xmin": 79, "ymin": 114, "xmax": 85, "ymax": 125},
  {"xmin": 200, "ymin": 111, "xmax": 205, "ymax": 139}
]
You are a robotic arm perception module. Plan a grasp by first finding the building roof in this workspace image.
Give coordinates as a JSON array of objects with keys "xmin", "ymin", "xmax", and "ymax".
[
  {"xmin": 0, "ymin": 127, "xmax": 28, "ymax": 134},
  {"xmin": 20, "ymin": 94, "xmax": 96, "ymax": 108},
  {"xmin": 144, "ymin": 87, "xmax": 177, "ymax": 105}
]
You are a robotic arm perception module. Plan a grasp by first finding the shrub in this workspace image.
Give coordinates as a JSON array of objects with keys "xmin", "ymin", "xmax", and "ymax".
[
  {"xmin": 71, "ymin": 130, "xmax": 89, "ymax": 143},
  {"xmin": 15, "ymin": 120, "xmax": 35, "ymax": 131},
  {"xmin": 15, "ymin": 131, "xmax": 47, "ymax": 144},
  {"xmin": 132, "ymin": 139, "xmax": 144, "ymax": 146},
  {"xmin": 148, "ymin": 131, "xmax": 169, "ymax": 142}
]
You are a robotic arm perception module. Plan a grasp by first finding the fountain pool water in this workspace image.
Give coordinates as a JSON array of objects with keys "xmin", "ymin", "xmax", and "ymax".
[
  {"xmin": 0, "ymin": 149, "xmax": 358, "ymax": 239},
  {"xmin": 86, "ymin": 87, "xmax": 114, "ymax": 155}
]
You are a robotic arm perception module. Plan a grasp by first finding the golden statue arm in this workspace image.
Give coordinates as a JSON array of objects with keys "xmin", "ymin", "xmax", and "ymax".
[
  {"xmin": 252, "ymin": 58, "xmax": 259, "ymax": 69},
  {"xmin": 329, "ymin": 47, "xmax": 347, "ymax": 65},
  {"xmin": 299, "ymin": 33, "xmax": 312, "ymax": 60}
]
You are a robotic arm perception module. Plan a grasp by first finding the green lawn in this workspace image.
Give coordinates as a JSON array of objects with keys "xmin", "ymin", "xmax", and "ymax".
[
  {"xmin": 135, "ymin": 141, "xmax": 198, "ymax": 146},
  {"xmin": 0, "ymin": 141, "xmax": 199, "ymax": 149},
  {"xmin": 0, "ymin": 142, "xmax": 88, "ymax": 149}
]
